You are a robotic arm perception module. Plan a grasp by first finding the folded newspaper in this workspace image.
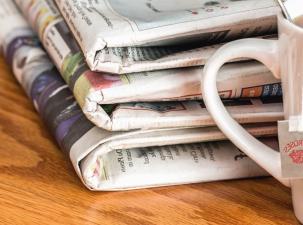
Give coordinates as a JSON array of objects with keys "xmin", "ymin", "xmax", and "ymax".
[
  {"xmin": 15, "ymin": 0, "xmax": 283, "ymax": 131},
  {"xmin": 0, "ymin": 0, "xmax": 277, "ymax": 190},
  {"xmin": 50, "ymin": 0, "xmax": 281, "ymax": 73}
]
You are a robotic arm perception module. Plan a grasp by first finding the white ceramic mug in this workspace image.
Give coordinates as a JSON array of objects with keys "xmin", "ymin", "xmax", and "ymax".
[{"xmin": 201, "ymin": 14, "xmax": 303, "ymax": 222}]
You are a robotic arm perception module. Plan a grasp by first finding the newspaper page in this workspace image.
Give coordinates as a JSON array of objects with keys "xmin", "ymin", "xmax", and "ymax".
[
  {"xmin": 1, "ymin": 0, "xmax": 276, "ymax": 190},
  {"xmin": 102, "ymin": 98, "xmax": 283, "ymax": 131},
  {"xmin": 15, "ymin": 0, "xmax": 283, "ymax": 131},
  {"xmin": 54, "ymin": 0, "xmax": 281, "ymax": 73}
]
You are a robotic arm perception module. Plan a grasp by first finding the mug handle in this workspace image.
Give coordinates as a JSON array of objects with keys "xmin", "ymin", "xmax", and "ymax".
[{"xmin": 201, "ymin": 38, "xmax": 290, "ymax": 186}]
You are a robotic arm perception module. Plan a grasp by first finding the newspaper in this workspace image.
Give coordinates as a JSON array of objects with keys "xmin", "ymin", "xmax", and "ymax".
[
  {"xmin": 55, "ymin": 0, "xmax": 279, "ymax": 47},
  {"xmin": 51, "ymin": 0, "xmax": 280, "ymax": 73},
  {"xmin": 0, "ymin": 0, "xmax": 276, "ymax": 190},
  {"xmin": 15, "ymin": 0, "xmax": 283, "ymax": 131},
  {"xmin": 96, "ymin": 98, "xmax": 284, "ymax": 131},
  {"xmin": 51, "ymin": 0, "xmax": 281, "ymax": 73}
]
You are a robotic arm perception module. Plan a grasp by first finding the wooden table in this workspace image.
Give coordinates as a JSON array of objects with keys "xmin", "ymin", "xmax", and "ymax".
[{"xmin": 0, "ymin": 56, "xmax": 299, "ymax": 225}]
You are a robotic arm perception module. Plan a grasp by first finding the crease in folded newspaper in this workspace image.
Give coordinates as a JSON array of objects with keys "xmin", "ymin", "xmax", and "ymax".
[
  {"xmin": 87, "ymin": 36, "xmax": 107, "ymax": 71},
  {"xmin": 84, "ymin": 97, "xmax": 113, "ymax": 131}
]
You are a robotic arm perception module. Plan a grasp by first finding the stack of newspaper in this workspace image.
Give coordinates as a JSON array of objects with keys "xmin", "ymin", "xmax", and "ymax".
[{"xmin": 0, "ymin": 0, "xmax": 284, "ymax": 190}]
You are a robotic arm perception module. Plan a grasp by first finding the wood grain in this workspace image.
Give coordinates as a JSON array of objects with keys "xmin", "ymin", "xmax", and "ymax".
[{"xmin": 0, "ymin": 56, "xmax": 300, "ymax": 225}]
